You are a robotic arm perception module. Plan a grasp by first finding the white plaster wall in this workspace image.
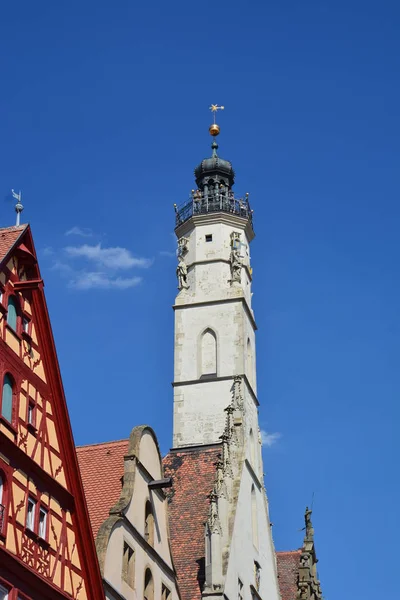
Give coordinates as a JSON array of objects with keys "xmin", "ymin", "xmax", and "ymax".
[
  {"xmin": 223, "ymin": 465, "xmax": 280, "ymax": 600},
  {"xmin": 104, "ymin": 521, "xmax": 179, "ymax": 600}
]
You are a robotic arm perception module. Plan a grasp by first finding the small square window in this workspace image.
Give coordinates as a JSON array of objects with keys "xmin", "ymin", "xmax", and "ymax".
[
  {"xmin": 205, "ymin": 234, "xmax": 213, "ymax": 242},
  {"xmin": 39, "ymin": 507, "xmax": 48, "ymax": 539},
  {"xmin": 26, "ymin": 497, "xmax": 36, "ymax": 531}
]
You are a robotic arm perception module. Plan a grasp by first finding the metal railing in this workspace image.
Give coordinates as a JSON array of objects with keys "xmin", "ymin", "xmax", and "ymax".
[{"xmin": 175, "ymin": 191, "xmax": 253, "ymax": 227}]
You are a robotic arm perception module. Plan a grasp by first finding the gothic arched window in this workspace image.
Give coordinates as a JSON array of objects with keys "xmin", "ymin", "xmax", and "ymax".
[
  {"xmin": 251, "ymin": 485, "xmax": 258, "ymax": 549},
  {"xmin": 144, "ymin": 568, "xmax": 154, "ymax": 600},
  {"xmin": 1, "ymin": 374, "xmax": 14, "ymax": 423},
  {"xmin": 144, "ymin": 500, "xmax": 154, "ymax": 547},
  {"xmin": 7, "ymin": 296, "xmax": 17, "ymax": 331},
  {"xmin": 200, "ymin": 329, "xmax": 217, "ymax": 377}
]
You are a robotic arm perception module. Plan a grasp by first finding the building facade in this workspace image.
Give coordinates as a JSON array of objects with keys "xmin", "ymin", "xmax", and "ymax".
[
  {"xmin": 77, "ymin": 427, "xmax": 180, "ymax": 600},
  {"xmin": 0, "ymin": 225, "xmax": 104, "ymax": 600}
]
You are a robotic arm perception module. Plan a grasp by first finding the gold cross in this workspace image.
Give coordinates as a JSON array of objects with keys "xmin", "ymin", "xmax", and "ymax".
[{"xmin": 210, "ymin": 104, "xmax": 225, "ymax": 122}]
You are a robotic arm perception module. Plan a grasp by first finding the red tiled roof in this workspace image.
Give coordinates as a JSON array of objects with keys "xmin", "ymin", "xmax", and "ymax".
[
  {"xmin": 276, "ymin": 550, "xmax": 301, "ymax": 600},
  {"xmin": 163, "ymin": 446, "xmax": 220, "ymax": 600},
  {"xmin": 0, "ymin": 225, "xmax": 27, "ymax": 263},
  {"xmin": 76, "ymin": 439, "xmax": 129, "ymax": 538}
]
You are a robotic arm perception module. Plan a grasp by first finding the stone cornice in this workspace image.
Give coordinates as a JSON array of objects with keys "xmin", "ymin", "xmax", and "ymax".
[
  {"xmin": 173, "ymin": 296, "xmax": 257, "ymax": 331},
  {"xmin": 172, "ymin": 373, "xmax": 259, "ymax": 407},
  {"xmin": 175, "ymin": 212, "xmax": 255, "ymax": 242}
]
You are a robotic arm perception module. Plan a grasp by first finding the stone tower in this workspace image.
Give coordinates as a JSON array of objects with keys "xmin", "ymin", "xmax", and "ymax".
[
  {"xmin": 165, "ymin": 115, "xmax": 281, "ymax": 600},
  {"xmin": 173, "ymin": 138, "xmax": 257, "ymax": 452}
]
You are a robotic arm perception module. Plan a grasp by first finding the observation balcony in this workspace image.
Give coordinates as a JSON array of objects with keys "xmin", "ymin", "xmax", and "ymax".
[{"xmin": 175, "ymin": 190, "xmax": 253, "ymax": 228}]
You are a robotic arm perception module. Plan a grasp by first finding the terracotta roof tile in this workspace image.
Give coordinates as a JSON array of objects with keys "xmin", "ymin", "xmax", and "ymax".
[
  {"xmin": 76, "ymin": 439, "xmax": 129, "ymax": 538},
  {"xmin": 163, "ymin": 446, "xmax": 220, "ymax": 600},
  {"xmin": 0, "ymin": 225, "xmax": 27, "ymax": 263},
  {"xmin": 276, "ymin": 550, "xmax": 301, "ymax": 600}
]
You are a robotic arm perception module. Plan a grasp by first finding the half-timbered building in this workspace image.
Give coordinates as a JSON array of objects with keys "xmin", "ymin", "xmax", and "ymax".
[{"xmin": 0, "ymin": 224, "xmax": 104, "ymax": 600}]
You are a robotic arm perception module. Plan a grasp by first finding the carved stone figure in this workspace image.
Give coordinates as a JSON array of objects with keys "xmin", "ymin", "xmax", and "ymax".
[
  {"xmin": 230, "ymin": 247, "xmax": 243, "ymax": 283},
  {"xmin": 176, "ymin": 256, "xmax": 189, "ymax": 290},
  {"xmin": 301, "ymin": 553, "xmax": 310, "ymax": 568}
]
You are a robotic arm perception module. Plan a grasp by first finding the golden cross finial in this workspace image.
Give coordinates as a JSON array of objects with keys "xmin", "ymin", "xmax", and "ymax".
[{"xmin": 210, "ymin": 104, "xmax": 225, "ymax": 123}]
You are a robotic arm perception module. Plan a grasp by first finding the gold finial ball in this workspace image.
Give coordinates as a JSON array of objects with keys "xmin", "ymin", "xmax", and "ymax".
[{"xmin": 209, "ymin": 123, "xmax": 220, "ymax": 137}]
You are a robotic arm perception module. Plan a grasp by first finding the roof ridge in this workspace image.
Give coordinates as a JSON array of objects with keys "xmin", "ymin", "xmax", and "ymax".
[
  {"xmin": 276, "ymin": 549, "xmax": 302, "ymax": 555},
  {"xmin": 76, "ymin": 438, "xmax": 129, "ymax": 450}
]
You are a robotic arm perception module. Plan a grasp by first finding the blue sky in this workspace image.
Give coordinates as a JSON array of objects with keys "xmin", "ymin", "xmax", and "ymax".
[{"xmin": 1, "ymin": 1, "xmax": 399, "ymax": 598}]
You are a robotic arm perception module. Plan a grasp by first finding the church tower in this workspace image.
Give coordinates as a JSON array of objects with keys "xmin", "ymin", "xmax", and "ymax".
[
  {"xmin": 173, "ymin": 113, "xmax": 257, "ymax": 452},
  {"xmin": 164, "ymin": 109, "xmax": 281, "ymax": 600}
]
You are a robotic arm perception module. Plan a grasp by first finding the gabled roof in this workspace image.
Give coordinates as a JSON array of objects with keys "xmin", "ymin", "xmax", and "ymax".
[
  {"xmin": 76, "ymin": 439, "xmax": 129, "ymax": 538},
  {"xmin": 163, "ymin": 446, "xmax": 221, "ymax": 600},
  {"xmin": 0, "ymin": 223, "xmax": 105, "ymax": 599},
  {"xmin": 276, "ymin": 550, "xmax": 301, "ymax": 600},
  {"xmin": 0, "ymin": 224, "xmax": 27, "ymax": 263}
]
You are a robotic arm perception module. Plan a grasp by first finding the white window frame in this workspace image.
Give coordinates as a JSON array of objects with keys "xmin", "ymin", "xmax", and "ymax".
[
  {"xmin": 26, "ymin": 497, "xmax": 36, "ymax": 531},
  {"xmin": 38, "ymin": 506, "xmax": 48, "ymax": 539}
]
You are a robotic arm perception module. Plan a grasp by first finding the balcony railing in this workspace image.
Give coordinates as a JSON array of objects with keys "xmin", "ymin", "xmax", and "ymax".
[{"xmin": 175, "ymin": 191, "xmax": 253, "ymax": 228}]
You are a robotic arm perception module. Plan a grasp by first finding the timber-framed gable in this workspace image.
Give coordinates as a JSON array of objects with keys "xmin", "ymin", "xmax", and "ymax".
[{"xmin": 0, "ymin": 224, "xmax": 104, "ymax": 600}]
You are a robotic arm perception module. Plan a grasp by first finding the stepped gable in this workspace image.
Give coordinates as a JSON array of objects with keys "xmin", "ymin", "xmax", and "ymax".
[
  {"xmin": 276, "ymin": 550, "xmax": 302, "ymax": 600},
  {"xmin": 77, "ymin": 439, "xmax": 129, "ymax": 538},
  {"xmin": 163, "ymin": 445, "xmax": 221, "ymax": 600}
]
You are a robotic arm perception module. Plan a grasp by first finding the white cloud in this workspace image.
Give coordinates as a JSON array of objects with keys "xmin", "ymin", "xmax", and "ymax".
[
  {"xmin": 65, "ymin": 226, "xmax": 93, "ymax": 237},
  {"xmin": 68, "ymin": 272, "xmax": 142, "ymax": 290},
  {"xmin": 159, "ymin": 250, "xmax": 176, "ymax": 258},
  {"xmin": 260, "ymin": 430, "xmax": 282, "ymax": 447},
  {"xmin": 41, "ymin": 246, "xmax": 54, "ymax": 257},
  {"xmin": 65, "ymin": 243, "xmax": 152, "ymax": 270}
]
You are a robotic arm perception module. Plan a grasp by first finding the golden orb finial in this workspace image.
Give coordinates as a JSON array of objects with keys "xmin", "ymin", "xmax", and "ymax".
[{"xmin": 209, "ymin": 104, "xmax": 224, "ymax": 137}]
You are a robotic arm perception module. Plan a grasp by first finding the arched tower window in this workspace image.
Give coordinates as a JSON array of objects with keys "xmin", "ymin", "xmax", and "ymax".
[
  {"xmin": 144, "ymin": 568, "xmax": 154, "ymax": 600},
  {"xmin": 1, "ymin": 374, "xmax": 14, "ymax": 423},
  {"xmin": 246, "ymin": 338, "xmax": 252, "ymax": 384},
  {"xmin": 144, "ymin": 500, "xmax": 154, "ymax": 547},
  {"xmin": 249, "ymin": 428, "xmax": 255, "ymax": 466},
  {"xmin": 200, "ymin": 328, "xmax": 217, "ymax": 377},
  {"xmin": 7, "ymin": 296, "xmax": 17, "ymax": 331},
  {"xmin": 251, "ymin": 485, "xmax": 258, "ymax": 549}
]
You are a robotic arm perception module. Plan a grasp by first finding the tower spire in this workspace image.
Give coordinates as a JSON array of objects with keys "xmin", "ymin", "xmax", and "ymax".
[{"xmin": 12, "ymin": 189, "xmax": 23, "ymax": 226}]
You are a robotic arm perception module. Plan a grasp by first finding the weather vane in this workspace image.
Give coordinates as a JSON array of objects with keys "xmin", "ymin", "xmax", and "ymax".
[
  {"xmin": 209, "ymin": 104, "xmax": 225, "ymax": 137},
  {"xmin": 11, "ymin": 189, "xmax": 24, "ymax": 226}
]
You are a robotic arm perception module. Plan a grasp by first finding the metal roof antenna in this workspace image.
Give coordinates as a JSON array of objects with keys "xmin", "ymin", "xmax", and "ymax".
[{"xmin": 12, "ymin": 189, "xmax": 23, "ymax": 226}]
